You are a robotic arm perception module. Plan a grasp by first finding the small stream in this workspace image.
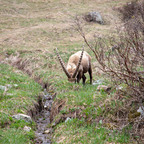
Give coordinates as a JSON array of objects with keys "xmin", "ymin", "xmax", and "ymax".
[
  {"xmin": 34, "ymin": 89, "xmax": 53, "ymax": 144},
  {"xmin": 3, "ymin": 56, "xmax": 54, "ymax": 143}
]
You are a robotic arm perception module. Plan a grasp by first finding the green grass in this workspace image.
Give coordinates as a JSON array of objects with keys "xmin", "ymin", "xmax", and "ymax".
[
  {"xmin": 0, "ymin": 127, "xmax": 35, "ymax": 144},
  {"xmin": 0, "ymin": 63, "xmax": 42, "ymax": 143},
  {"xmin": 44, "ymin": 71, "xmax": 131, "ymax": 143},
  {"xmin": 53, "ymin": 118, "xmax": 131, "ymax": 144},
  {"xmin": 0, "ymin": 0, "xmax": 134, "ymax": 143}
]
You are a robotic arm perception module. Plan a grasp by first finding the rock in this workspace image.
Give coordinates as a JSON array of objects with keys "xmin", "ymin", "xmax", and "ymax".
[
  {"xmin": 6, "ymin": 93, "xmax": 13, "ymax": 96},
  {"xmin": 42, "ymin": 141, "xmax": 51, "ymax": 144},
  {"xmin": 44, "ymin": 129, "xmax": 50, "ymax": 134},
  {"xmin": 65, "ymin": 117, "xmax": 71, "ymax": 123},
  {"xmin": 137, "ymin": 106, "xmax": 144, "ymax": 117},
  {"xmin": 44, "ymin": 101, "xmax": 52, "ymax": 110},
  {"xmin": 0, "ymin": 85, "xmax": 7, "ymax": 91},
  {"xmin": 93, "ymin": 80, "xmax": 103, "ymax": 85},
  {"xmin": 23, "ymin": 126, "xmax": 31, "ymax": 132},
  {"xmin": 6, "ymin": 84, "xmax": 12, "ymax": 88},
  {"xmin": 99, "ymin": 120, "xmax": 103, "ymax": 124},
  {"xmin": 52, "ymin": 122, "xmax": 56, "ymax": 127},
  {"xmin": 97, "ymin": 85, "xmax": 111, "ymax": 92},
  {"xmin": 116, "ymin": 85, "xmax": 123, "ymax": 90},
  {"xmin": 85, "ymin": 11, "xmax": 103, "ymax": 24},
  {"xmin": 12, "ymin": 114, "xmax": 32, "ymax": 123},
  {"xmin": 13, "ymin": 84, "xmax": 18, "ymax": 87},
  {"xmin": 43, "ymin": 89, "xmax": 52, "ymax": 100},
  {"xmin": 0, "ymin": 84, "xmax": 18, "ymax": 92}
]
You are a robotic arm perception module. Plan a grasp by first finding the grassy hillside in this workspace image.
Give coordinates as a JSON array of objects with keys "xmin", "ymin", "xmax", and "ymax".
[
  {"xmin": 0, "ymin": 63, "xmax": 42, "ymax": 143},
  {"xmin": 0, "ymin": 0, "xmax": 138, "ymax": 143}
]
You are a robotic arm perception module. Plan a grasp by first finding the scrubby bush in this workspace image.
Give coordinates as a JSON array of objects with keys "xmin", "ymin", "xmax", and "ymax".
[
  {"xmin": 117, "ymin": 0, "xmax": 144, "ymax": 34},
  {"xmin": 75, "ymin": 1, "xmax": 144, "ymax": 141},
  {"xmin": 75, "ymin": 0, "xmax": 144, "ymax": 102}
]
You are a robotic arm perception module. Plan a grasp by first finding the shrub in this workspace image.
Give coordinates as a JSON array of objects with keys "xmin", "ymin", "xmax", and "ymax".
[
  {"xmin": 117, "ymin": 0, "xmax": 144, "ymax": 34},
  {"xmin": 75, "ymin": 1, "xmax": 144, "ymax": 102}
]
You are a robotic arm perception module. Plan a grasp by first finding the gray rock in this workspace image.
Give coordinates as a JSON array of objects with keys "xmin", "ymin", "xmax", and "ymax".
[
  {"xmin": 42, "ymin": 141, "xmax": 51, "ymax": 144},
  {"xmin": 13, "ymin": 84, "xmax": 18, "ymax": 87},
  {"xmin": 6, "ymin": 84, "xmax": 12, "ymax": 88},
  {"xmin": 52, "ymin": 122, "xmax": 56, "ymax": 127},
  {"xmin": 85, "ymin": 11, "xmax": 103, "ymax": 24},
  {"xmin": 65, "ymin": 117, "xmax": 71, "ymax": 123},
  {"xmin": 12, "ymin": 114, "xmax": 32, "ymax": 122},
  {"xmin": 23, "ymin": 126, "xmax": 31, "ymax": 132},
  {"xmin": 116, "ymin": 85, "xmax": 123, "ymax": 90},
  {"xmin": 0, "ymin": 85, "xmax": 7, "ymax": 91},
  {"xmin": 44, "ymin": 129, "xmax": 51, "ymax": 134},
  {"xmin": 99, "ymin": 120, "xmax": 103, "ymax": 124},
  {"xmin": 44, "ymin": 101, "xmax": 52, "ymax": 110},
  {"xmin": 43, "ymin": 89, "xmax": 52, "ymax": 100},
  {"xmin": 6, "ymin": 93, "xmax": 13, "ymax": 96},
  {"xmin": 97, "ymin": 85, "xmax": 111, "ymax": 91},
  {"xmin": 137, "ymin": 106, "xmax": 144, "ymax": 117},
  {"xmin": 93, "ymin": 80, "xmax": 103, "ymax": 85}
]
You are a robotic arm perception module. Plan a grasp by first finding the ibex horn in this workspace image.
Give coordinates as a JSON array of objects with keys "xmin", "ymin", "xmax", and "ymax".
[
  {"xmin": 72, "ymin": 47, "xmax": 84, "ymax": 78},
  {"xmin": 55, "ymin": 48, "xmax": 71, "ymax": 78}
]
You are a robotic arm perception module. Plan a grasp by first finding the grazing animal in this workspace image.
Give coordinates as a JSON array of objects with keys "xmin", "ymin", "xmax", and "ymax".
[{"xmin": 56, "ymin": 48, "xmax": 92, "ymax": 84}]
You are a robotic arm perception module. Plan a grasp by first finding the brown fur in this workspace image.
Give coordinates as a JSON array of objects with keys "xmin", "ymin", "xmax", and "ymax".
[{"xmin": 67, "ymin": 51, "xmax": 92, "ymax": 84}]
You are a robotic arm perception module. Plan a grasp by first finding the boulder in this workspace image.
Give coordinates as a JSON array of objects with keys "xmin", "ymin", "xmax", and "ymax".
[
  {"xmin": 12, "ymin": 114, "xmax": 32, "ymax": 123},
  {"xmin": 23, "ymin": 126, "xmax": 31, "ymax": 132},
  {"xmin": 97, "ymin": 85, "xmax": 111, "ymax": 92},
  {"xmin": 85, "ymin": 11, "xmax": 103, "ymax": 24}
]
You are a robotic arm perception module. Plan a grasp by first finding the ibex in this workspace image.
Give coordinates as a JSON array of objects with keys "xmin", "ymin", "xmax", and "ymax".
[{"xmin": 56, "ymin": 48, "xmax": 92, "ymax": 84}]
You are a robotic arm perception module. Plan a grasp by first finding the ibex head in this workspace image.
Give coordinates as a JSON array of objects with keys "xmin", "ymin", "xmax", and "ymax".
[{"xmin": 56, "ymin": 48, "xmax": 84, "ymax": 82}]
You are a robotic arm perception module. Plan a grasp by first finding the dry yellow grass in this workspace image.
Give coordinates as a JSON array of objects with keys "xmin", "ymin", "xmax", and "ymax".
[
  {"xmin": 1, "ymin": 1, "xmax": 136, "ymax": 143},
  {"xmin": 0, "ymin": 0, "xmax": 132, "ymax": 83},
  {"xmin": 0, "ymin": 0, "xmax": 131, "ymax": 49}
]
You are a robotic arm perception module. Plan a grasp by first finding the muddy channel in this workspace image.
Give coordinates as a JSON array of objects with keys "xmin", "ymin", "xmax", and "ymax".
[
  {"xmin": 3, "ymin": 55, "xmax": 55, "ymax": 143},
  {"xmin": 34, "ymin": 89, "xmax": 54, "ymax": 144}
]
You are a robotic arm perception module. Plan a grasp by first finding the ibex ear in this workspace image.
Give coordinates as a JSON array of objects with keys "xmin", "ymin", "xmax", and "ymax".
[
  {"xmin": 72, "ymin": 47, "xmax": 84, "ymax": 78},
  {"xmin": 55, "ymin": 48, "xmax": 71, "ymax": 78}
]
